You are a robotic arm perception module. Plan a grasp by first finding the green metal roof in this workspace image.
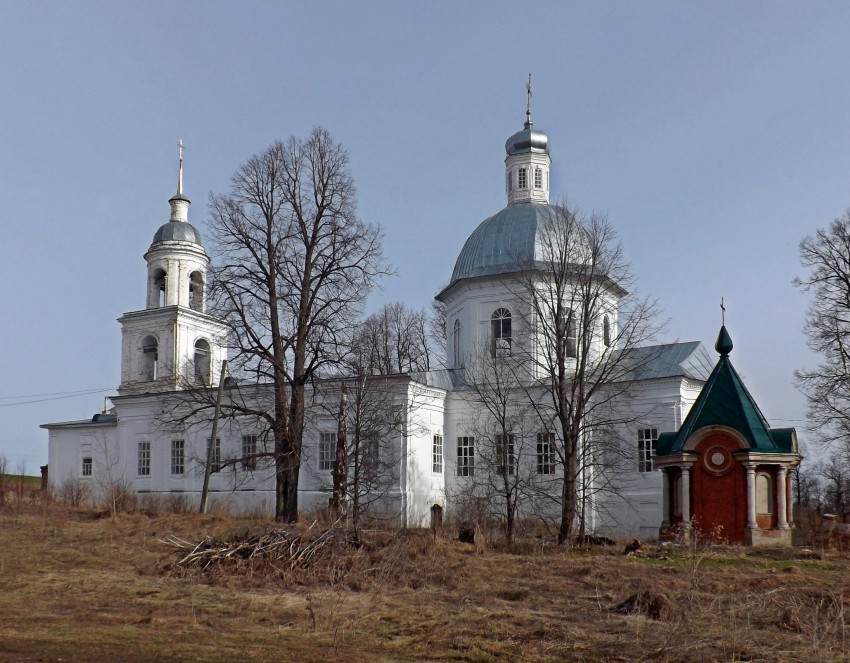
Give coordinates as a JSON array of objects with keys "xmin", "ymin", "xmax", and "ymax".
[{"xmin": 656, "ymin": 326, "xmax": 796, "ymax": 456}]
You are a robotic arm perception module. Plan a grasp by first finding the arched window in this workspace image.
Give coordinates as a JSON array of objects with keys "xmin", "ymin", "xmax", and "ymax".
[
  {"xmin": 452, "ymin": 319, "xmax": 462, "ymax": 367},
  {"xmin": 603, "ymin": 315, "xmax": 611, "ymax": 347},
  {"xmin": 491, "ymin": 308, "xmax": 512, "ymax": 357},
  {"xmin": 189, "ymin": 271, "xmax": 205, "ymax": 312},
  {"xmin": 756, "ymin": 472, "xmax": 773, "ymax": 514},
  {"xmin": 152, "ymin": 269, "xmax": 167, "ymax": 308},
  {"xmin": 194, "ymin": 339, "xmax": 211, "ymax": 385},
  {"xmin": 506, "ymin": 171, "xmax": 512, "ymax": 193},
  {"xmin": 141, "ymin": 336, "xmax": 158, "ymax": 381},
  {"xmin": 564, "ymin": 309, "xmax": 577, "ymax": 358},
  {"xmin": 534, "ymin": 167, "xmax": 542, "ymax": 189},
  {"xmin": 518, "ymin": 168, "xmax": 527, "ymax": 189}
]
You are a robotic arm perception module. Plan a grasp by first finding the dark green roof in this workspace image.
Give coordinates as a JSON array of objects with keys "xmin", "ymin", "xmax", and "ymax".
[{"xmin": 656, "ymin": 326, "xmax": 796, "ymax": 456}]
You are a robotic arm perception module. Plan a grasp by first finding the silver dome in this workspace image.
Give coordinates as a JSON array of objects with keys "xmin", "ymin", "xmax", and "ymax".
[
  {"xmin": 450, "ymin": 202, "xmax": 560, "ymax": 284},
  {"xmin": 505, "ymin": 125, "xmax": 549, "ymax": 155},
  {"xmin": 152, "ymin": 221, "xmax": 204, "ymax": 247}
]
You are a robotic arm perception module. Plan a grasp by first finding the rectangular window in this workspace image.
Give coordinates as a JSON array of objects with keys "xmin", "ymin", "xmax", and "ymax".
[
  {"xmin": 534, "ymin": 167, "xmax": 542, "ymax": 189},
  {"xmin": 537, "ymin": 433, "xmax": 556, "ymax": 475},
  {"xmin": 432, "ymin": 434, "xmax": 443, "ymax": 474},
  {"xmin": 518, "ymin": 167, "xmax": 527, "ymax": 189},
  {"xmin": 362, "ymin": 432, "xmax": 380, "ymax": 471},
  {"xmin": 81, "ymin": 456, "xmax": 92, "ymax": 477},
  {"xmin": 495, "ymin": 433, "xmax": 516, "ymax": 475},
  {"xmin": 457, "ymin": 436, "xmax": 474, "ymax": 477},
  {"xmin": 241, "ymin": 435, "xmax": 257, "ymax": 470},
  {"xmin": 208, "ymin": 437, "xmax": 221, "ymax": 473},
  {"xmin": 319, "ymin": 432, "xmax": 336, "ymax": 471},
  {"xmin": 638, "ymin": 428, "xmax": 658, "ymax": 472},
  {"xmin": 171, "ymin": 439, "xmax": 185, "ymax": 475},
  {"xmin": 138, "ymin": 442, "xmax": 151, "ymax": 476}
]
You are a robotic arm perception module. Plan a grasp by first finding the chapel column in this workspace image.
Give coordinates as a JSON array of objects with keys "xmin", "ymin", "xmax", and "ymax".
[
  {"xmin": 661, "ymin": 470, "xmax": 671, "ymax": 529},
  {"xmin": 787, "ymin": 468, "xmax": 795, "ymax": 527},
  {"xmin": 745, "ymin": 463, "xmax": 757, "ymax": 529},
  {"xmin": 776, "ymin": 466, "xmax": 789, "ymax": 529},
  {"xmin": 681, "ymin": 465, "xmax": 691, "ymax": 524}
]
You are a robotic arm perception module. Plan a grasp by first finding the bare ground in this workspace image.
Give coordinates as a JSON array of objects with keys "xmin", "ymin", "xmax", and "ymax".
[{"xmin": 0, "ymin": 503, "xmax": 848, "ymax": 662}]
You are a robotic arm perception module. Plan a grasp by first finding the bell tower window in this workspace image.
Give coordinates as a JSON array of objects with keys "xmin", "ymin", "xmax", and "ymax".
[
  {"xmin": 152, "ymin": 268, "xmax": 167, "ymax": 308},
  {"xmin": 141, "ymin": 336, "xmax": 158, "ymax": 381},
  {"xmin": 189, "ymin": 271, "xmax": 205, "ymax": 312},
  {"xmin": 518, "ymin": 168, "xmax": 527, "ymax": 189},
  {"xmin": 194, "ymin": 339, "xmax": 211, "ymax": 385},
  {"xmin": 603, "ymin": 315, "xmax": 611, "ymax": 347},
  {"xmin": 534, "ymin": 167, "xmax": 542, "ymax": 189}
]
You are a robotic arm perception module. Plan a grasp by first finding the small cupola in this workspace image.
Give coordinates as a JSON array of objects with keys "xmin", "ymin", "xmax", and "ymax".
[
  {"xmin": 505, "ymin": 75, "xmax": 551, "ymax": 205},
  {"xmin": 144, "ymin": 140, "xmax": 210, "ymax": 311}
]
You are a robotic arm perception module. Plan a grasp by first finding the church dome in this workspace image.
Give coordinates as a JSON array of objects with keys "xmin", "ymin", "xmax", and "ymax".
[
  {"xmin": 450, "ymin": 202, "xmax": 578, "ymax": 285},
  {"xmin": 505, "ymin": 125, "xmax": 549, "ymax": 155},
  {"xmin": 151, "ymin": 220, "xmax": 204, "ymax": 247}
]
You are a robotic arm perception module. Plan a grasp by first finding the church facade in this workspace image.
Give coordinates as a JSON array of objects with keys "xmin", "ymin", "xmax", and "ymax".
[{"xmin": 44, "ymin": 115, "xmax": 725, "ymax": 538}]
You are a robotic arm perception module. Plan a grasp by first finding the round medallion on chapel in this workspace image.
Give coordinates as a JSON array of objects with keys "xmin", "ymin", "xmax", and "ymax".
[{"xmin": 702, "ymin": 445, "xmax": 733, "ymax": 476}]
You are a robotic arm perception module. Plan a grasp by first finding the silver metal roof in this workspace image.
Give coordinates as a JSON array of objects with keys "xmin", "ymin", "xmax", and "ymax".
[
  {"xmin": 152, "ymin": 220, "xmax": 204, "ymax": 246},
  {"xmin": 505, "ymin": 126, "xmax": 549, "ymax": 155},
  {"xmin": 621, "ymin": 341, "xmax": 714, "ymax": 382},
  {"xmin": 450, "ymin": 202, "xmax": 557, "ymax": 285}
]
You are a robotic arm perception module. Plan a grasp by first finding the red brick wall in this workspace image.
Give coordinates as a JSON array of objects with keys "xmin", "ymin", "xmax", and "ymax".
[{"xmin": 691, "ymin": 434, "xmax": 747, "ymax": 543}]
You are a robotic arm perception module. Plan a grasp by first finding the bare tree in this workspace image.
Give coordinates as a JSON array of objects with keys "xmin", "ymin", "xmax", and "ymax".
[
  {"xmin": 207, "ymin": 127, "xmax": 390, "ymax": 522},
  {"xmin": 816, "ymin": 452, "xmax": 850, "ymax": 518},
  {"xmin": 430, "ymin": 284, "xmax": 448, "ymax": 366},
  {"xmin": 795, "ymin": 212, "xmax": 850, "ymax": 447},
  {"xmin": 329, "ymin": 384, "xmax": 348, "ymax": 516},
  {"xmin": 355, "ymin": 302, "xmax": 433, "ymax": 375},
  {"xmin": 456, "ymin": 343, "xmax": 537, "ymax": 544},
  {"xmin": 512, "ymin": 203, "xmax": 664, "ymax": 543},
  {"xmin": 323, "ymin": 319, "xmax": 431, "ymax": 534}
]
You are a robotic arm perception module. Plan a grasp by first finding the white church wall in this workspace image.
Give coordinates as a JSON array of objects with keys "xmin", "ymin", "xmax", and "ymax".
[
  {"xmin": 593, "ymin": 376, "xmax": 701, "ymax": 538},
  {"xmin": 402, "ymin": 382, "xmax": 448, "ymax": 526}
]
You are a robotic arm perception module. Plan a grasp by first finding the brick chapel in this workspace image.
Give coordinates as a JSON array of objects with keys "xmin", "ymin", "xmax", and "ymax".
[{"xmin": 654, "ymin": 325, "xmax": 801, "ymax": 546}]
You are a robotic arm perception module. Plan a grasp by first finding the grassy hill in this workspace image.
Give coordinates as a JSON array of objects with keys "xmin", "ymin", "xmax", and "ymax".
[{"xmin": 0, "ymin": 504, "xmax": 846, "ymax": 662}]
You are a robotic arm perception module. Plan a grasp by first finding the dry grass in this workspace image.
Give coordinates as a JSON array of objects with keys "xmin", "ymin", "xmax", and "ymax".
[{"xmin": 1, "ymin": 503, "xmax": 849, "ymax": 662}]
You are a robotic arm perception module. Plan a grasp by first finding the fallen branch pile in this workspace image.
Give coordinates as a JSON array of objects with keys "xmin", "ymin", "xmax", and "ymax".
[{"xmin": 161, "ymin": 521, "xmax": 340, "ymax": 580}]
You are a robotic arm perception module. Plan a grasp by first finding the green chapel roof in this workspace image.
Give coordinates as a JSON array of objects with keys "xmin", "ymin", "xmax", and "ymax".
[{"xmin": 656, "ymin": 325, "xmax": 796, "ymax": 456}]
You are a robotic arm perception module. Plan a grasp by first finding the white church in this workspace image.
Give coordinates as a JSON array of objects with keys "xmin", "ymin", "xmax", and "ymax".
[{"xmin": 43, "ymin": 111, "xmax": 715, "ymax": 538}]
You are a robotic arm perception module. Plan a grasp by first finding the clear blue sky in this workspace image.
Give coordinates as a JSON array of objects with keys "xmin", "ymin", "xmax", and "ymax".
[{"xmin": 1, "ymin": 1, "xmax": 845, "ymax": 472}]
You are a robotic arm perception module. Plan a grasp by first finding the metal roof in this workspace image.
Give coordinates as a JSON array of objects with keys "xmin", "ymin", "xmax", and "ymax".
[
  {"xmin": 621, "ymin": 341, "xmax": 714, "ymax": 382},
  {"xmin": 505, "ymin": 125, "xmax": 549, "ymax": 155},
  {"xmin": 410, "ymin": 344, "xmax": 710, "ymax": 393},
  {"xmin": 151, "ymin": 220, "xmax": 204, "ymax": 247},
  {"xmin": 449, "ymin": 202, "xmax": 558, "ymax": 285},
  {"xmin": 408, "ymin": 368, "xmax": 469, "ymax": 391}
]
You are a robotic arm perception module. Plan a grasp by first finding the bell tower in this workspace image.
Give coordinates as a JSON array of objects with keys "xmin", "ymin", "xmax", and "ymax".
[{"xmin": 117, "ymin": 141, "xmax": 228, "ymax": 395}]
